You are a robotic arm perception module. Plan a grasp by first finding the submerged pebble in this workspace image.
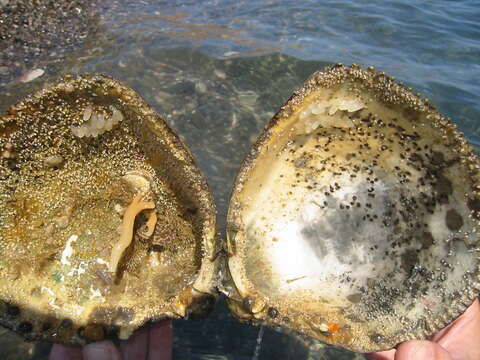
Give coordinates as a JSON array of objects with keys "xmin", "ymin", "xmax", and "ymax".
[{"xmin": 19, "ymin": 69, "xmax": 45, "ymax": 83}]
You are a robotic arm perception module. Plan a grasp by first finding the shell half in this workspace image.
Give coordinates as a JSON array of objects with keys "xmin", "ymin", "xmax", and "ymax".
[
  {"xmin": 0, "ymin": 74, "xmax": 218, "ymax": 344},
  {"xmin": 226, "ymin": 64, "xmax": 480, "ymax": 352}
]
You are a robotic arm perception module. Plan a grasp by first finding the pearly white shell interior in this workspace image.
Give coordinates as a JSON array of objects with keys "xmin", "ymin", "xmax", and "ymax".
[{"xmin": 228, "ymin": 82, "xmax": 480, "ymax": 351}]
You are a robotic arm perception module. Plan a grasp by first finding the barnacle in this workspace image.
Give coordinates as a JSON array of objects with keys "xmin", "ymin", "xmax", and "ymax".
[{"xmin": 108, "ymin": 192, "xmax": 156, "ymax": 274}]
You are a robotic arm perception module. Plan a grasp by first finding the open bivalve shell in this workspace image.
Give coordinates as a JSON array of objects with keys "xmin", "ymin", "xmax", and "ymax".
[
  {"xmin": 226, "ymin": 64, "xmax": 480, "ymax": 352},
  {"xmin": 1, "ymin": 66, "xmax": 479, "ymax": 353},
  {"xmin": 0, "ymin": 75, "xmax": 218, "ymax": 344}
]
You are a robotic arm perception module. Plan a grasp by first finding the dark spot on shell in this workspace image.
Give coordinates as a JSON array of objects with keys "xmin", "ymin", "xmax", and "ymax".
[
  {"xmin": 434, "ymin": 174, "xmax": 452, "ymax": 197},
  {"xmin": 401, "ymin": 249, "xmax": 419, "ymax": 274},
  {"xmin": 420, "ymin": 231, "xmax": 434, "ymax": 248},
  {"xmin": 150, "ymin": 244, "xmax": 165, "ymax": 252},
  {"xmin": 60, "ymin": 318, "xmax": 73, "ymax": 329},
  {"xmin": 370, "ymin": 333, "xmax": 387, "ymax": 344},
  {"xmin": 467, "ymin": 197, "xmax": 480, "ymax": 212},
  {"xmin": 403, "ymin": 108, "xmax": 419, "ymax": 122},
  {"xmin": 347, "ymin": 293, "xmax": 362, "ymax": 303},
  {"xmin": 181, "ymin": 207, "xmax": 198, "ymax": 221},
  {"xmin": 409, "ymin": 153, "xmax": 422, "ymax": 163},
  {"xmin": 446, "ymin": 209, "xmax": 463, "ymax": 231},
  {"xmin": 431, "ymin": 151, "xmax": 445, "ymax": 165},
  {"xmin": 42, "ymin": 323, "xmax": 52, "ymax": 331},
  {"xmin": 6, "ymin": 305, "xmax": 20, "ymax": 317},
  {"xmin": 79, "ymin": 324, "xmax": 105, "ymax": 342},
  {"xmin": 267, "ymin": 307, "xmax": 279, "ymax": 318},
  {"xmin": 186, "ymin": 207, "xmax": 198, "ymax": 215},
  {"xmin": 18, "ymin": 322, "xmax": 33, "ymax": 334}
]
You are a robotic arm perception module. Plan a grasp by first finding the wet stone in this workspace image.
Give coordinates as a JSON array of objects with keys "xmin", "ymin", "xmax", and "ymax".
[{"xmin": 169, "ymin": 81, "xmax": 196, "ymax": 96}]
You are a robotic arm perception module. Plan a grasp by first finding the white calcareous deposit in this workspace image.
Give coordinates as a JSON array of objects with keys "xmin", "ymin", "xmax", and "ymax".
[{"xmin": 70, "ymin": 105, "xmax": 124, "ymax": 138}]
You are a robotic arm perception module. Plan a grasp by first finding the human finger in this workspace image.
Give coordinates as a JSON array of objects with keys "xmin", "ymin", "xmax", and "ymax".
[
  {"xmin": 395, "ymin": 340, "xmax": 452, "ymax": 360},
  {"xmin": 431, "ymin": 298, "xmax": 480, "ymax": 360},
  {"xmin": 148, "ymin": 320, "xmax": 172, "ymax": 360},
  {"xmin": 367, "ymin": 298, "xmax": 480, "ymax": 360},
  {"xmin": 119, "ymin": 325, "xmax": 149, "ymax": 360},
  {"xmin": 366, "ymin": 348, "xmax": 395, "ymax": 360},
  {"xmin": 83, "ymin": 340, "xmax": 122, "ymax": 360},
  {"xmin": 49, "ymin": 344, "xmax": 83, "ymax": 360}
]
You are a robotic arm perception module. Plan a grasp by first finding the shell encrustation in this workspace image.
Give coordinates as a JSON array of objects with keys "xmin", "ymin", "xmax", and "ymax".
[
  {"xmin": 0, "ymin": 75, "xmax": 218, "ymax": 344},
  {"xmin": 226, "ymin": 65, "xmax": 480, "ymax": 352}
]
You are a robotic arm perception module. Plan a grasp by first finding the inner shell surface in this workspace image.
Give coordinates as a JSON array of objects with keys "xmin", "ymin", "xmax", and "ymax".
[
  {"xmin": 228, "ymin": 81, "xmax": 480, "ymax": 351},
  {"xmin": 0, "ymin": 77, "xmax": 205, "ymax": 343}
]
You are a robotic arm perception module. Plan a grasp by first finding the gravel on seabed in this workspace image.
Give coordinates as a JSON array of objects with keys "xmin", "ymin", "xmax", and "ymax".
[{"xmin": 0, "ymin": 0, "xmax": 100, "ymax": 85}]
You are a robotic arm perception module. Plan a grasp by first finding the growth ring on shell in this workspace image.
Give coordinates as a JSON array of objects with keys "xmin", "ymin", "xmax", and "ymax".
[{"xmin": 226, "ymin": 64, "xmax": 480, "ymax": 352}]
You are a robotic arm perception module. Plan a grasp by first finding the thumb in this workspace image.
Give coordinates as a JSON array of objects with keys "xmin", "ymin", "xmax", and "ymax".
[
  {"xmin": 83, "ymin": 340, "xmax": 122, "ymax": 360},
  {"xmin": 395, "ymin": 340, "xmax": 453, "ymax": 360}
]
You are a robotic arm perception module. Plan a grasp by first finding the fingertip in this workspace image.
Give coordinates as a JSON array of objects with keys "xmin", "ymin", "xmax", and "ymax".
[
  {"xmin": 396, "ymin": 340, "xmax": 452, "ymax": 360},
  {"xmin": 49, "ymin": 344, "xmax": 83, "ymax": 360},
  {"xmin": 83, "ymin": 340, "xmax": 122, "ymax": 360},
  {"xmin": 365, "ymin": 349, "xmax": 396, "ymax": 360},
  {"xmin": 148, "ymin": 320, "xmax": 172, "ymax": 360},
  {"xmin": 120, "ymin": 326, "xmax": 149, "ymax": 360}
]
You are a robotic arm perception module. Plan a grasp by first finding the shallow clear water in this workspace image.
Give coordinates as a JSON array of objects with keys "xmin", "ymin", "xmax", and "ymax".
[{"xmin": 1, "ymin": 0, "xmax": 479, "ymax": 359}]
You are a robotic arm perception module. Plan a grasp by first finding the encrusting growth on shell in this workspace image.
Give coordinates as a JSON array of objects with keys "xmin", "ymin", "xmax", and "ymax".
[
  {"xmin": 71, "ymin": 105, "xmax": 124, "ymax": 138},
  {"xmin": 108, "ymin": 192, "xmax": 156, "ymax": 273}
]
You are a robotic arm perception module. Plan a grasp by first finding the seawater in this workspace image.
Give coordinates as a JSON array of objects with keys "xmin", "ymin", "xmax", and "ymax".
[{"xmin": 0, "ymin": 1, "xmax": 479, "ymax": 359}]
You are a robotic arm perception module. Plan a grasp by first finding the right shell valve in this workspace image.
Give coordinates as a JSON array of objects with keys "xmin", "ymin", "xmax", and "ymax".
[{"xmin": 225, "ymin": 64, "xmax": 480, "ymax": 353}]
